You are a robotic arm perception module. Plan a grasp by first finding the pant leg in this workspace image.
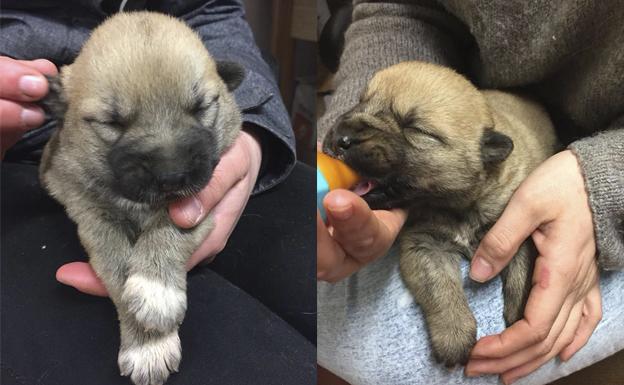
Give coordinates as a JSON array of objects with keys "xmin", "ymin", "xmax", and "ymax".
[
  {"xmin": 1, "ymin": 162, "xmax": 315, "ymax": 385},
  {"xmin": 317, "ymin": 246, "xmax": 624, "ymax": 385},
  {"xmin": 208, "ymin": 162, "xmax": 317, "ymax": 343}
]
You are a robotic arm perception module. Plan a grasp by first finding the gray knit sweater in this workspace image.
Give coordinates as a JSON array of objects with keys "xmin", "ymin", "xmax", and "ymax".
[{"xmin": 319, "ymin": 0, "xmax": 624, "ymax": 270}]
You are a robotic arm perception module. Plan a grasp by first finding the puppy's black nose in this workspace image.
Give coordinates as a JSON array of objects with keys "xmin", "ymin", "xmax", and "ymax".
[
  {"xmin": 156, "ymin": 172, "xmax": 188, "ymax": 192},
  {"xmin": 338, "ymin": 136, "xmax": 352, "ymax": 150}
]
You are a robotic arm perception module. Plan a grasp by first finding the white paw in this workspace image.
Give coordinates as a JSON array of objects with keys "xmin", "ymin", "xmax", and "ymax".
[
  {"xmin": 122, "ymin": 275, "xmax": 186, "ymax": 332},
  {"xmin": 118, "ymin": 331, "xmax": 181, "ymax": 385}
]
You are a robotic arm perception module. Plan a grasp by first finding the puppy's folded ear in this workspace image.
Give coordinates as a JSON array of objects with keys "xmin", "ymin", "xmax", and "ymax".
[
  {"xmin": 41, "ymin": 66, "xmax": 70, "ymax": 121},
  {"xmin": 216, "ymin": 61, "xmax": 245, "ymax": 92},
  {"xmin": 480, "ymin": 128, "xmax": 514, "ymax": 164}
]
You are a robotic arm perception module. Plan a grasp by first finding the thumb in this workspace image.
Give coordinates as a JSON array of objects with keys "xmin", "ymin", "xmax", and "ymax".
[
  {"xmin": 168, "ymin": 195, "xmax": 205, "ymax": 229},
  {"xmin": 56, "ymin": 262, "xmax": 109, "ymax": 297},
  {"xmin": 471, "ymin": 194, "xmax": 540, "ymax": 282}
]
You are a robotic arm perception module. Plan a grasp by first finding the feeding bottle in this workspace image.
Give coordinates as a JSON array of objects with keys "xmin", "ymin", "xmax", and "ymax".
[{"xmin": 317, "ymin": 152, "xmax": 360, "ymax": 221}]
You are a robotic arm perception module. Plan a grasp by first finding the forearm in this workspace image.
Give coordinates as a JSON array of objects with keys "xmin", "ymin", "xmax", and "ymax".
[
  {"xmin": 569, "ymin": 121, "xmax": 624, "ymax": 270},
  {"xmin": 319, "ymin": 0, "xmax": 468, "ymax": 139}
]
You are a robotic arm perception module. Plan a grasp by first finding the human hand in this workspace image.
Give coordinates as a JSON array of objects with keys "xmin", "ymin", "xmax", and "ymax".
[
  {"xmin": 56, "ymin": 128, "xmax": 262, "ymax": 296},
  {"xmin": 317, "ymin": 189, "xmax": 407, "ymax": 282},
  {"xmin": 0, "ymin": 56, "xmax": 58, "ymax": 158},
  {"xmin": 465, "ymin": 150, "xmax": 602, "ymax": 384}
]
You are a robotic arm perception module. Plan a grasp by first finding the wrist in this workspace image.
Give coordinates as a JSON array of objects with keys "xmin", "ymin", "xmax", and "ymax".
[{"xmin": 241, "ymin": 124, "xmax": 263, "ymax": 179}]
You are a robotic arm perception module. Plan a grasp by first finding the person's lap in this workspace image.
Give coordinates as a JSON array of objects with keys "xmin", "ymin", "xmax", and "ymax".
[
  {"xmin": 317, "ymin": 246, "xmax": 624, "ymax": 385},
  {"xmin": 1, "ymin": 161, "xmax": 316, "ymax": 385},
  {"xmin": 208, "ymin": 161, "xmax": 317, "ymax": 343}
]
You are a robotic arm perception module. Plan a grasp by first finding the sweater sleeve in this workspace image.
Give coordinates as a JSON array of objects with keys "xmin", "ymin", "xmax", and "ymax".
[
  {"xmin": 569, "ymin": 121, "xmax": 624, "ymax": 270},
  {"xmin": 318, "ymin": 0, "xmax": 470, "ymax": 139}
]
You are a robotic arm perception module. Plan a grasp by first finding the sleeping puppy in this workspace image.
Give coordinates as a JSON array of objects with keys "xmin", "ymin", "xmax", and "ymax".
[
  {"xmin": 323, "ymin": 61, "xmax": 558, "ymax": 366},
  {"xmin": 40, "ymin": 12, "xmax": 243, "ymax": 385}
]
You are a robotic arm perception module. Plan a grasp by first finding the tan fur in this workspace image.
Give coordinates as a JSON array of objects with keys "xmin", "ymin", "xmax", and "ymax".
[
  {"xmin": 324, "ymin": 61, "xmax": 557, "ymax": 366},
  {"xmin": 40, "ymin": 12, "xmax": 242, "ymax": 385}
]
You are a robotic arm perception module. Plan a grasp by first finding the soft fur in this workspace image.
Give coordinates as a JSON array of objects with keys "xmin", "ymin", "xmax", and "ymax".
[
  {"xmin": 323, "ymin": 61, "xmax": 558, "ymax": 367},
  {"xmin": 40, "ymin": 12, "xmax": 243, "ymax": 385}
]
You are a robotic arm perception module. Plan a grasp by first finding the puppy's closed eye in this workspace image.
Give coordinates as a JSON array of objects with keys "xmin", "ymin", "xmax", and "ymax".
[
  {"xmin": 83, "ymin": 116, "xmax": 125, "ymax": 143},
  {"xmin": 84, "ymin": 116, "xmax": 125, "ymax": 129},
  {"xmin": 188, "ymin": 85, "xmax": 219, "ymax": 117},
  {"xmin": 404, "ymin": 125, "xmax": 446, "ymax": 144}
]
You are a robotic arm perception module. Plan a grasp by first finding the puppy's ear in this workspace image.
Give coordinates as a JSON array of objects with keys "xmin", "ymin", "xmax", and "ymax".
[
  {"xmin": 41, "ymin": 66, "xmax": 70, "ymax": 120},
  {"xmin": 216, "ymin": 61, "xmax": 245, "ymax": 92},
  {"xmin": 480, "ymin": 128, "xmax": 513, "ymax": 164}
]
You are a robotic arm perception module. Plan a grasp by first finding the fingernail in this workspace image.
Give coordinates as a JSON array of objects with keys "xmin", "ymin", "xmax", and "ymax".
[
  {"xmin": 181, "ymin": 196, "xmax": 203, "ymax": 225},
  {"xmin": 470, "ymin": 257, "xmax": 493, "ymax": 282},
  {"xmin": 21, "ymin": 106, "xmax": 44, "ymax": 127},
  {"xmin": 505, "ymin": 376, "xmax": 518, "ymax": 385},
  {"xmin": 18, "ymin": 75, "xmax": 46, "ymax": 97},
  {"xmin": 328, "ymin": 195, "xmax": 353, "ymax": 221}
]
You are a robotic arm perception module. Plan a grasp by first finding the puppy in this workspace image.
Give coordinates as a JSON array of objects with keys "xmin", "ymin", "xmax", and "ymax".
[
  {"xmin": 323, "ymin": 61, "xmax": 558, "ymax": 366},
  {"xmin": 40, "ymin": 12, "xmax": 243, "ymax": 385}
]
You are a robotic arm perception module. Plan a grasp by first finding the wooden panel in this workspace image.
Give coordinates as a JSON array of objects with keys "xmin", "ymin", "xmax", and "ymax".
[
  {"xmin": 291, "ymin": 0, "xmax": 316, "ymax": 41},
  {"xmin": 271, "ymin": 0, "xmax": 295, "ymax": 108}
]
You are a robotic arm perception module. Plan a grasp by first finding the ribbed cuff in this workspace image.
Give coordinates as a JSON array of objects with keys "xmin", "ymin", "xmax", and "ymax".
[{"xmin": 569, "ymin": 128, "xmax": 624, "ymax": 270}]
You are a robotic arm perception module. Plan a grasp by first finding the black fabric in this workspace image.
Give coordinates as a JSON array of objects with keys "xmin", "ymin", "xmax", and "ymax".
[
  {"xmin": 0, "ymin": 162, "xmax": 316, "ymax": 385},
  {"xmin": 208, "ymin": 163, "xmax": 317, "ymax": 343}
]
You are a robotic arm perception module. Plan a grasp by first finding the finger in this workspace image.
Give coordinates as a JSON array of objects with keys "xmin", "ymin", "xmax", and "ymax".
[
  {"xmin": 470, "ymin": 191, "xmax": 543, "ymax": 282},
  {"xmin": 56, "ymin": 261, "xmax": 109, "ymax": 297},
  {"xmin": 325, "ymin": 189, "xmax": 406, "ymax": 262},
  {"xmin": 0, "ymin": 99, "xmax": 46, "ymax": 131},
  {"xmin": 470, "ymin": 256, "xmax": 570, "ymax": 358},
  {"xmin": 318, "ymin": 212, "xmax": 345, "ymax": 279},
  {"xmin": 317, "ymin": 212, "xmax": 364, "ymax": 282},
  {"xmin": 467, "ymin": 296, "xmax": 577, "ymax": 375},
  {"xmin": 186, "ymin": 177, "xmax": 251, "ymax": 269},
  {"xmin": 168, "ymin": 136, "xmax": 249, "ymax": 228},
  {"xmin": 559, "ymin": 283, "xmax": 602, "ymax": 361},
  {"xmin": 0, "ymin": 57, "xmax": 52, "ymax": 101},
  {"xmin": 17, "ymin": 59, "xmax": 58, "ymax": 76},
  {"xmin": 500, "ymin": 301, "xmax": 584, "ymax": 385}
]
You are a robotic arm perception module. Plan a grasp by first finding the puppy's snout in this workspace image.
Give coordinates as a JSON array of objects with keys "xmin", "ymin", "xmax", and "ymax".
[
  {"xmin": 156, "ymin": 172, "xmax": 190, "ymax": 192},
  {"xmin": 332, "ymin": 118, "xmax": 369, "ymax": 154},
  {"xmin": 337, "ymin": 135, "xmax": 352, "ymax": 150}
]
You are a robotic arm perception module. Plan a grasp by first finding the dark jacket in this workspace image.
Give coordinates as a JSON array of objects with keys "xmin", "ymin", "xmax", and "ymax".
[{"xmin": 0, "ymin": 0, "xmax": 296, "ymax": 194}]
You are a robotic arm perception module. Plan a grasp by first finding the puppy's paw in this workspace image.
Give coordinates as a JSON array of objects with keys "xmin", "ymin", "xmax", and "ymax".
[
  {"xmin": 122, "ymin": 275, "xmax": 186, "ymax": 333},
  {"xmin": 503, "ymin": 296, "xmax": 525, "ymax": 326},
  {"xmin": 118, "ymin": 331, "xmax": 181, "ymax": 385},
  {"xmin": 429, "ymin": 315, "xmax": 477, "ymax": 367}
]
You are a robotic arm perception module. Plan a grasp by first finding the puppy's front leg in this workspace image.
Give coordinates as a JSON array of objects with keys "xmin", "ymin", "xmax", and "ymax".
[
  {"xmin": 501, "ymin": 240, "xmax": 535, "ymax": 325},
  {"xmin": 72, "ymin": 209, "xmax": 133, "ymax": 301},
  {"xmin": 71, "ymin": 210, "xmax": 177, "ymax": 384},
  {"xmin": 117, "ymin": 315, "xmax": 182, "ymax": 385},
  {"xmin": 121, "ymin": 211, "xmax": 213, "ymax": 333},
  {"xmin": 399, "ymin": 232, "xmax": 477, "ymax": 367}
]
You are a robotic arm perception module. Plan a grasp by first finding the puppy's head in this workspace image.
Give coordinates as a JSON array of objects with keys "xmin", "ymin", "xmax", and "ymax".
[
  {"xmin": 46, "ymin": 12, "xmax": 243, "ymax": 204},
  {"xmin": 323, "ymin": 61, "xmax": 513, "ymax": 208}
]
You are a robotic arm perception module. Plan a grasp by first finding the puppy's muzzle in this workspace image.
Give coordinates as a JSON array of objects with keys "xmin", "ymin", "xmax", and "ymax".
[
  {"xmin": 337, "ymin": 135, "xmax": 353, "ymax": 150},
  {"xmin": 156, "ymin": 171, "xmax": 192, "ymax": 193},
  {"xmin": 325, "ymin": 117, "xmax": 373, "ymax": 157}
]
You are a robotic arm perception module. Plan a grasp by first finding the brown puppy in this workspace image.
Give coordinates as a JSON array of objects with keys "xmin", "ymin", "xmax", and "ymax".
[
  {"xmin": 40, "ymin": 12, "xmax": 243, "ymax": 385},
  {"xmin": 323, "ymin": 61, "xmax": 558, "ymax": 366}
]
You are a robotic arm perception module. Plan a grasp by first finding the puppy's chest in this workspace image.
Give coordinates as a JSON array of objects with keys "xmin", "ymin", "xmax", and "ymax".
[
  {"xmin": 106, "ymin": 205, "xmax": 164, "ymax": 245},
  {"xmin": 406, "ymin": 209, "xmax": 489, "ymax": 259}
]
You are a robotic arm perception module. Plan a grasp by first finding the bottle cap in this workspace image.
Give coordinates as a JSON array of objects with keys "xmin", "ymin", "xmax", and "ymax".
[{"xmin": 317, "ymin": 152, "xmax": 360, "ymax": 190}]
